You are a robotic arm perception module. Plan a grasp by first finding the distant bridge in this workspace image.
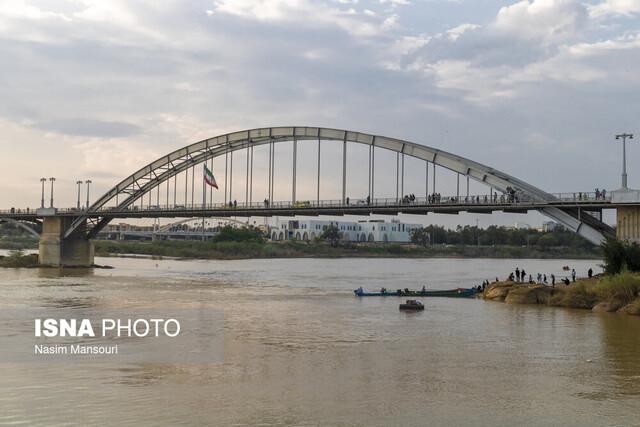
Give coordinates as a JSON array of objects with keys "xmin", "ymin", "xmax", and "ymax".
[{"xmin": 0, "ymin": 126, "xmax": 634, "ymax": 266}]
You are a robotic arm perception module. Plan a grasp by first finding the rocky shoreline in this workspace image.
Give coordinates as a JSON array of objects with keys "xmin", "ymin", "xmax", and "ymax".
[{"xmin": 483, "ymin": 277, "xmax": 640, "ymax": 315}]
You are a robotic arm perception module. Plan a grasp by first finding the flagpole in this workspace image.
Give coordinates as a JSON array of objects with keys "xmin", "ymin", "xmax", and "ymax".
[{"xmin": 202, "ymin": 165, "xmax": 206, "ymax": 242}]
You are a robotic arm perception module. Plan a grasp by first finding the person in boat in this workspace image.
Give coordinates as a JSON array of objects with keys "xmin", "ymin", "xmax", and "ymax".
[
  {"xmin": 421, "ymin": 285, "xmax": 426, "ymax": 294},
  {"xmin": 356, "ymin": 286, "xmax": 363, "ymax": 294},
  {"xmin": 380, "ymin": 287, "xmax": 387, "ymax": 294},
  {"xmin": 404, "ymin": 288, "xmax": 410, "ymax": 295}
]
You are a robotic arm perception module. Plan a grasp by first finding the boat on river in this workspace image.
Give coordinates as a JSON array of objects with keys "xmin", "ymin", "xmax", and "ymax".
[
  {"xmin": 399, "ymin": 300, "xmax": 424, "ymax": 311},
  {"xmin": 353, "ymin": 288, "xmax": 477, "ymax": 298}
]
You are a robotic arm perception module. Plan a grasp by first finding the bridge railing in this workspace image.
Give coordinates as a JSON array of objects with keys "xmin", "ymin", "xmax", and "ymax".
[
  {"xmin": 0, "ymin": 191, "xmax": 612, "ymax": 216},
  {"xmin": 86, "ymin": 191, "xmax": 612, "ymax": 213}
]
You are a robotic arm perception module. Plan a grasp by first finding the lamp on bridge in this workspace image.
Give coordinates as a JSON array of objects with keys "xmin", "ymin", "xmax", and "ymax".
[
  {"xmin": 39, "ymin": 177, "xmax": 46, "ymax": 208},
  {"xmin": 48, "ymin": 177, "xmax": 56, "ymax": 208},
  {"xmin": 85, "ymin": 179, "xmax": 92, "ymax": 210},
  {"xmin": 76, "ymin": 180, "xmax": 83, "ymax": 209},
  {"xmin": 615, "ymin": 133, "xmax": 634, "ymax": 189},
  {"xmin": 612, "ymin": 133, "xmax": 640, "ymax": 244}
]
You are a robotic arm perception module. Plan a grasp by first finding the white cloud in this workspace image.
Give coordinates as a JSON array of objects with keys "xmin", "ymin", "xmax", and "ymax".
[
  {"xmin": 589, "ymin": 0, "xmax": 640, "ymax": 18},
  {"xmin": 211, "ymin": 0, "xmax": 385, "ymax": 37},
  {"xmin": 492, "ymin": 0, "xmax": 588, "ymax": 43},
  {"xmin": 446, "ymin": 23, "xmax": 479, "ymax": 41}
]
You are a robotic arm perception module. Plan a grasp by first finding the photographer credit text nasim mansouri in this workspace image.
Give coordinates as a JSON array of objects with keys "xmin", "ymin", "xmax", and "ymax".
[{"xmin": 33, "ymin": 318, "xmax": 180, "ymax": 356}]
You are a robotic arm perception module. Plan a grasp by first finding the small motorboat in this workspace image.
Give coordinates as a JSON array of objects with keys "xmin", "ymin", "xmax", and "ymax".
[{"xmin": 399, "ymin": 300, "xmax": 424, "ymax": 311}]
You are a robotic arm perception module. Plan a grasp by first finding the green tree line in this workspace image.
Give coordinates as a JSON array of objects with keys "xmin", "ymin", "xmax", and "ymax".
[{"xmin": 411, "ymin": 225, "xmax": 595, "ymax": 251}]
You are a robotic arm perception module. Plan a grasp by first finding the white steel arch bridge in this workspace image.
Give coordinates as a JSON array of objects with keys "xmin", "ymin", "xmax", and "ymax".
[{"xmin": 0, "ymin": 126, "xmax": 620, "ymax": 267}]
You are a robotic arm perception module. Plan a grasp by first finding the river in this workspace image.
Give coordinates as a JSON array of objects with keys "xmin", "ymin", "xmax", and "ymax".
[{"xmin": 0, "ymin": 256, "xmax": 639, "ymax": 426}]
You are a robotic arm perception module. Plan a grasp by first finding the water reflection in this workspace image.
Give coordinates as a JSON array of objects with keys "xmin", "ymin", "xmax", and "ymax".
[
  {"xmin": 598, "ymin": 313, "xmax": 640, "ymax": 397},
  {"xmin": 36, "ymin": 267, "xmax": 95, "ymax": 279},
  {"xmin": 1, "ymin": 257, "xmax": 639, "ymax": 426}
]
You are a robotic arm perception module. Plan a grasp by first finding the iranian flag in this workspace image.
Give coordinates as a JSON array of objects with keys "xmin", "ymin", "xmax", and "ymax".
[{"xmin": 203, "ymin": 164, "xmax": 219, "ymax": 189}]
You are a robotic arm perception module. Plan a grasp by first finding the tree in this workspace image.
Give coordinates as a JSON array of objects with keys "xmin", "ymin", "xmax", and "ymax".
[
  {"xmin": 601, "ymin": 238, "xmax": 640, "ymax": 275},
  {"xmin": 321, "ymin": 224, "xmax": 340, "ymax": 247},
  {"xmin": 410, "ymin": 227, "xmax": 430, "ymax": 247}
]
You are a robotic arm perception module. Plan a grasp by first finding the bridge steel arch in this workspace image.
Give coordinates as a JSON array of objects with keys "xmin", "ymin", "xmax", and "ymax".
[
  {"xmin": 66, "ymin": 126, "xmax": 612, "ymax": 244},
  {"xmin": 0, "ymin": 218, "xmax": 41, "ymax": 239}
]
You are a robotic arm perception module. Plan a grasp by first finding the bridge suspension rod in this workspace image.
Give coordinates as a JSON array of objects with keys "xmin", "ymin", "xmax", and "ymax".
[
  {"xmin": 246, "ymin": 142, "xmax": 250, "ymax": 205},
  {"xmin": 270, "ymin": 141, "xmax": 275, "ymax": 203},
  {"xmin": 396, "ymin": 152, "xmax": 399, "ymax": 202},
  {"xmin": 224, "ymin": 144, "xmax": 229, "ymax": 205},
  {"xmin": 401, "ymin": 153, "xmax": 405, "ymax": 199},
  {"xmin": 371, "ymin": 143, "xmax": 375, "ymax": 201},
  {"xmin": 433, "ymin": 164, "xmax": 436, "ymax": 194},
  {"xmin": 191, "ymin": 165, "xmax": 195, "ymax": 209},
  {"xmin": 229, "ymin": 151, "xmax": 233, "ymax": 204},
  {"xmin": 368, "ymin": 144, "xmax": 372, "ymax": 201},
  {"xmin": 249, "ymin": 145, "xmax": 253, "ymax": 205},
  {"xmin": 316, "ymin": 136, "xmax": 321, "ymax": 205},
  {"xmin": 425, "ymin": 161, "xmax": 429, "ymax": 199},
  {"xmin": 342, "ymin": 137, "xmax": 347, "ymax": 204},
  {"xmin": 292, "ymin": 137, "xmax": 297, "ymax": 203}
]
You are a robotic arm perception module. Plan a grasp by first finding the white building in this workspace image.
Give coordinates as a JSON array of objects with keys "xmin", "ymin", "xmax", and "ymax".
[{"xmin": 269, "ymin": 218, "xmax": 422, "ymax": 243}]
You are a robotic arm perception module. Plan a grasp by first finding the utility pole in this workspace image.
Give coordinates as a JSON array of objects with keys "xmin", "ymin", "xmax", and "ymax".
[
  {"xmin": 40, "ymin": 178, "xmax": 46, "ymax": 208},
  {"xmin": 76, "ymin": 181, "xmax": 82, "ymax": 209},
  {"xmin": 49, "ymin": 177, "xmax": 56, "ymax": 208},
  {"xmin": 615, "ymin": 133, "xmax": 634, "ymax": 189},
  {"xmin": 85, "ymin": 180, "xmax": 92, "ymax": 210}
]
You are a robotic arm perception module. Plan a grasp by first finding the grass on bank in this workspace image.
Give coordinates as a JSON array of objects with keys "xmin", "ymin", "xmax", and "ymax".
[{"xmin": 93, "ymin": 238, "xmax": 601, "ymax": 260}]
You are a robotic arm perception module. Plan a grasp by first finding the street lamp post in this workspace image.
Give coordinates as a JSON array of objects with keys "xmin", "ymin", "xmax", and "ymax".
[
  {"xmin": 49, "ymin": 177, "xmax": 56, "ymax": 208},
  {"xmin": 85, "ymin": 180, "xmax": 92, "ymax": 210},
  {"xmin": 40, "ymin": 178, "xmax": 46, "ymax": 208},
  {"xmin": 76, "ymin": 180, "xmax": 83, "ymax": 209},
  {"xmin": 615, "ymin": 133, "xmax": 634, "ymax": 189}
]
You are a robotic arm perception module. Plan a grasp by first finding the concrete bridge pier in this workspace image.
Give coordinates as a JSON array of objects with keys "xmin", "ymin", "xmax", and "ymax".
[
  {"xmin": 617, "ymin": 206, "xmax": 640, "ymax": 243},
  {"xmin": 613, "ymin": 190, "xmax": 640, "ymax": 244},
  {"xmin": 39, "ymin": 216, "xmax": 94, "ymax": 267}
]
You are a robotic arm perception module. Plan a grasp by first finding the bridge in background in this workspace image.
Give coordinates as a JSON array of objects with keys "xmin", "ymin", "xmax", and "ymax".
[{"xmin": 0, "ymin": 126, "xmax": 637, "ymax": 266}]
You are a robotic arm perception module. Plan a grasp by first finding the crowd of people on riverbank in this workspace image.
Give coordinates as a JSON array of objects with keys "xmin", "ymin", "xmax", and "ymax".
[{"xmin": 503, "ymin": 266, "xmax": 595, "ymax": 287}]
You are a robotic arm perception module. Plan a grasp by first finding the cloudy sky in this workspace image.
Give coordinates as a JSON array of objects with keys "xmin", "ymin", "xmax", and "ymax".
[{"xmin": 0, "ymin": 0, "xmax": 638, "ymax": 227}]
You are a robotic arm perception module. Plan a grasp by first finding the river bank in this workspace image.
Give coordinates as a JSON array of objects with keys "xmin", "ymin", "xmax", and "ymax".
[
  {"xmin": 93, "ymin": 240, "xmax": 601, "ymax": 260},
  {"xmin": 484, "ymin": 273, "xmax": 640, "ymax": 315}
]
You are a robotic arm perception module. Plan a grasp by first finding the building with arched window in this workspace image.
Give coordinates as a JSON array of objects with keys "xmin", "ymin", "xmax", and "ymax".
[{"xmin": 269, "ymin": 218, "xmax": 421, "ymax": 243}]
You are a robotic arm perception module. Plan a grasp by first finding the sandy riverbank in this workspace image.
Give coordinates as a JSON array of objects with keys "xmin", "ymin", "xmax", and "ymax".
[{"xmin": 484, "ymin": 276, "xmax": 640, "ymax": 315}]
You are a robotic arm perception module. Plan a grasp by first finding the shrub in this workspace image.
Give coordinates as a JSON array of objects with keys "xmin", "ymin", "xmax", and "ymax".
[
  {"xmin": 211, "ymin": 226, "xmax": 264, "ymax": 243},
  {"xmin": 594, "ymin": 271, "xmax": 640, "ymax": 305}
]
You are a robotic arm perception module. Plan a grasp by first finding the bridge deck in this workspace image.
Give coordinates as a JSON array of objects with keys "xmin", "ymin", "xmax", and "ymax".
[{"xmin": 0, "ymin": 193, "xmax": 622, "ymax": 221}]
